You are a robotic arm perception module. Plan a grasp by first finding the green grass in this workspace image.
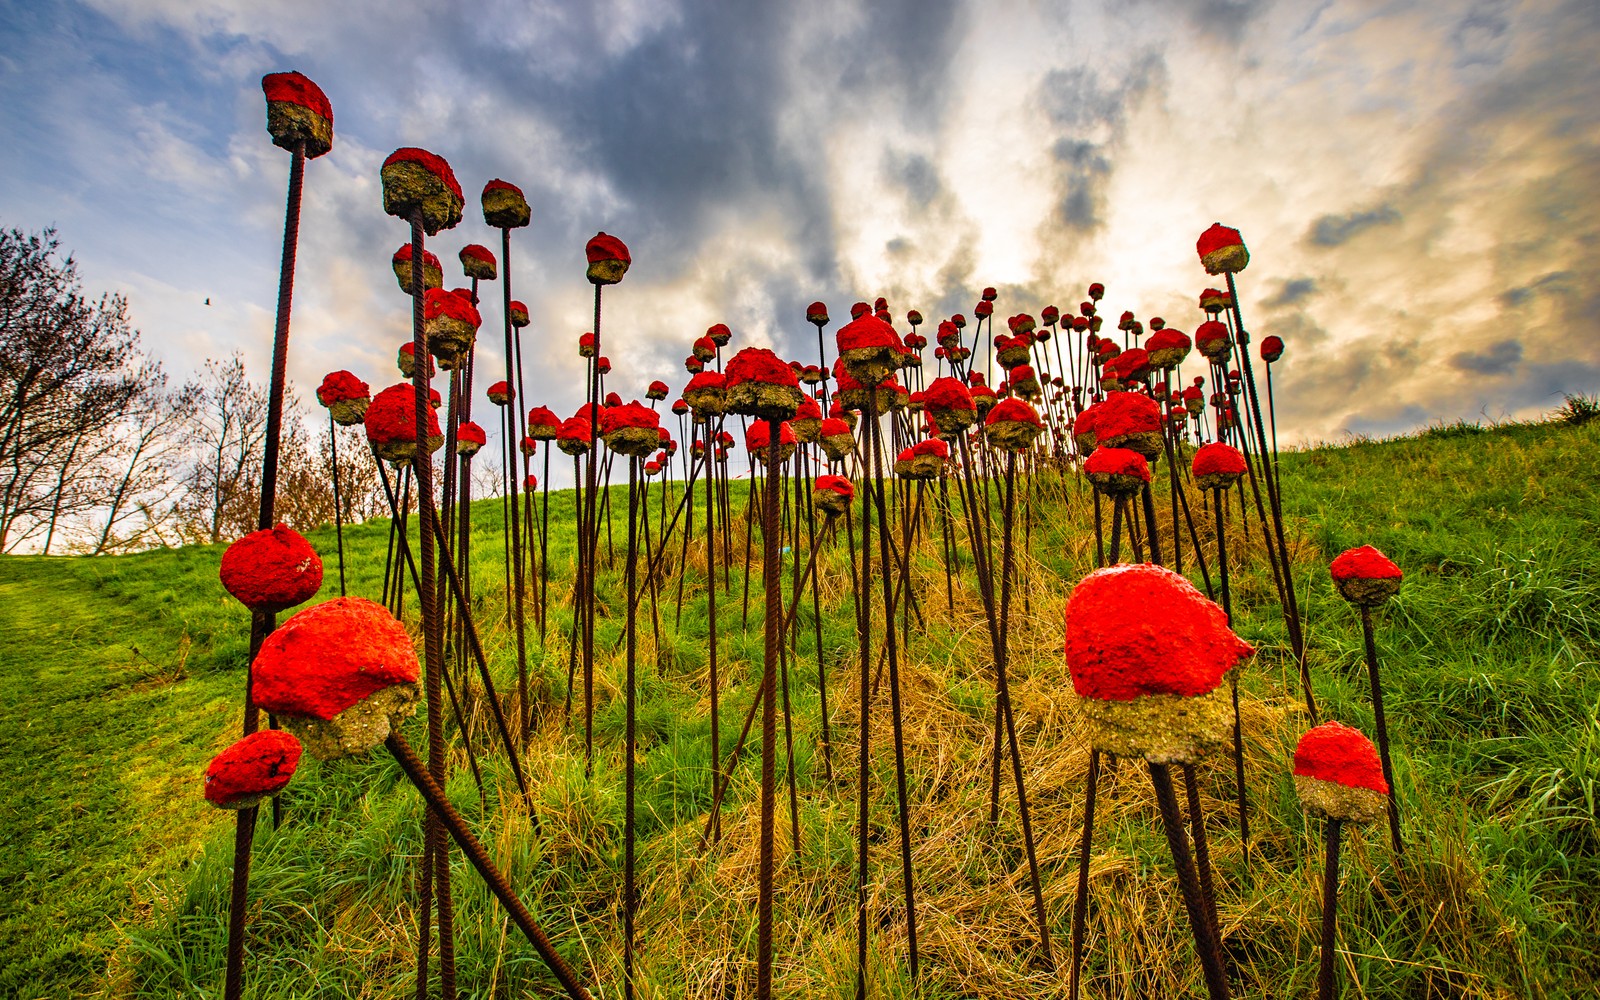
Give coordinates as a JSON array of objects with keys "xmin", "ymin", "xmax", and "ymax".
[{"xmin": 1, "ymin": 418, "xmax": 1598, "ymax": 997}]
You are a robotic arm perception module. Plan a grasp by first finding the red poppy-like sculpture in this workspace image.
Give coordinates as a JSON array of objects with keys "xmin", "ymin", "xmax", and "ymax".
[
  {"xmin": 585, "ymin": 232, "xmax": 630, "ymax": 285},
  {"xmin": 392, "ymin": 244, "xmax": 443, "ymax": 294},
  {"xmin": 1197, "ymin": 223, "xmax": 1249, "ymax": 275},
  {"xmin": 1200, "ymin": 287, "xmax": 1228, "ymax": 313},
  {"xmin": 837, "ymin": 313, "xmax": 902, "ymax": 386},
  {"xmin": 984, "ymin": 397, "xmax": 1044, "ymax": 452},
  {"xmin": 316, "ymin": 371, "xmax": 370, "ymax": 426},
  {"xmin": 724, "ymin": 347, "xmax": 803, "ymax": 420},
  {"xmin": 806, "ymin": 301, "xmax": 829, "ymax": 327},
  {"xmin": 601, "ymin": 401, "xmax": 661, "ymax": 457},
  {"xmin": 707, "ymin": 322, "xmax": 733, "ymax": 348},
  {"xmin": 1065, "ymin": 564, "xmax": 1254, "ymax": 762},
  {"xmin": 1146, "ymin": 327, "xmax": 1191, "ymax": 369},
  {"xmin": 262, "ymin": 71, "xmax": 332, "ymax": 158},
  {"xmin": 1195, "ymin": 320, "xmax": 1231, "ymax": 362},
  {"xmin": 457, "ymin": 420, "xmax": 487, "ymax": 457},
  {"xmin": 1086, "ymin": 391, "xmax": 1163, "ymax": 458},
  {"xmin": 423, "ymin": 287, "xmax": 481, "ymax": 369},
  {"xmin": 526, "ymin": 405, "xmax": 560, "ymax": 440},
  {"xmin": 791, "ymin": 395, "xmax": 822, "ymax": 443},
  {"xmin": 381, "ymin": 148, "xmax": 463, "ymax": 235},
  {"xmin": 646, "ymin": 380, "xmax": 670, "ymax": 401},
  {"xmin": 251, "ymin": 597, "xmax": 421, "ymax": 760},
  {"xmin": 487, "ymin": 380, "xmax": 513, "ymax": 406},
  {"xmin": 819, "ymin": 416, "xmax": 856, "ymax": 463},
  {"xmin": 365, "ymin": 383, "xmax": 444, "ymax": 463},
  {"xmin": 220, "ymin": 523, "xmax": 323, "ymax": 612},
  {"xmin": 396, "ymin": 342, "xmax": 435, "ymax": 380},
  {"xmin": 1330, "ymin": 545, "xmax": 1403, "ymax": 607},
  {"xmin": 556, "ymin": 416, "xmax": 591, "ymax": 456},
  {"xmin": 204, "ymin": 729, "xmax": 303, "ymax": 809},
  {"xmin": 509, "ymin": 299, "xmax": 530, "ymax": 329},
  {"xmin": 481, "ymin": 178, "xmax": 531, "ymax": 229},
  {"xmin": 458, "ymin": 244, "xmax": 497, "ymax": 281},
  {"xmin": 1294, "ymin": 720, "xmax": 1389, "ymax": 823},
  {"xmin": 1260, "ymin": 335, "xmax": 1284, "ymax": 363},
  {"xmin": 813, "ymin": 473, "xmax": 854, "ymax": 516},
  {"xmin": 683, "ymin": 371, "xmax": 726, "ymax": 417},
  {"xmin": 910, "ymin": 437, "xmax": 948, "ymax": 478},
  {"xmin": 1191, "ymin": 442, "xmax": 1248, "ymax": 491},
  {"xmin": 745, "ymin": 420, "xmax": 797, "ymax": 463},
  {"xmin": 1084, "ymin": 446, "xmax": 1150, "ymax": 497},
  {"xmin": 923, "ymin": 376, "xmax": 975, "ymax": 434}
]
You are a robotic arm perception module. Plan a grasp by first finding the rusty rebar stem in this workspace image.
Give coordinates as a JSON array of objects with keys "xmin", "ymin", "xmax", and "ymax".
[
  {"xmin": 386, "ymin": 733, "xmax": 591, "ymax": 999},
  {"xmin": 1149, "ymin": 763, "xmax": 1230, "ymax": 1000},
  {"xmin": 1361, "ymin": 606, "xmax": 1404, "ymax": 856}
]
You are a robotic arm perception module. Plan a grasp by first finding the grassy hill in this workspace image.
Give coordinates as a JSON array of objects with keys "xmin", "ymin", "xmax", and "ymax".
[{"xmin": 2, "ymin": 417, "xmax": 1598, "ymax": 998}]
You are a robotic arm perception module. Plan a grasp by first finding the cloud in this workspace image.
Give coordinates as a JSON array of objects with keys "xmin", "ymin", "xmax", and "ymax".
[
  {"xmin": 1450, "ymin": 338, "xmax": 1522, "ymax": 376},
  {"xmin": 1264, "ymin": 277, "xmax": 1317, "ymax": 307},
  {"xmin": 1305, "ymin": 204, "xmax": 1402, "ymax": 247}
]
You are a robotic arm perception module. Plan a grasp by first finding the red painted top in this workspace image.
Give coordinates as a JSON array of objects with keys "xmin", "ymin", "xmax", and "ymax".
[
  {"xmin": 985, "ymin": 397, "xmax": 1042, "ymax": 428},
  {"xmin": 922, "ymin": 377, "xmax": 972, "ymax": 416},
  {"xmin": 601, "ymin": 401, "xmax": 659, "ymax": 434},
  {"xmin": 837, "ymin": 314, "xmax": 899, "ymax": 353},
  {"xmin": 807, "ymin": 301, "xmax": 829, "ymax": 324},
  {"xmin": 364, "ymin": 383, "xmax": 442, "ymax": 446},
  {"xmin": 1065, "ymin": 564, "xmax": 1254, "ymax": 701},
  {"xmin": 912, "ymin": 438, "xmax": 949, "ymax": 458},
  {"xmin": 316, "ymin": 370, "xmax": 368, "ymax": 407},
  {"xmin": 459, "ymin": 243, "xmax": 495, "ymax": 267},
  {"xmin": 1084, "ymin": 446, "xmax": 1150, "ymax": 481},
  {"xmin": 647, "ymin": 380, "xmax": 670, "ymax": 397},
  {"xmin": 509, "ymin": 299, "xmax": 529, "ymax": 321},
  {"xmin": 746, "ymin": 421, "xmax": 797, "ymax": 451},
  {"xmin": 482, "ymin": 178, "xmax": 523, "ymax": 197},
  {"xmin": 204, "ymin": 729, "xmax": 303, "ymax": 806},
  {"xmin": 219, "ymin": 523, "xmax": 323, "ymax": 612},
  {"xmin": 1195, "ymin": 320, "xmax": 1229, "ymax": 349},
  {"xmin": 558, "ymin": 416, "xmax": 592, "ymax": 445},
  {"xmin": 423, "ymin": 286, "xmax": 481, "ymax": 329},
  {"xmin": 820, "ymin": 417, "xmax": 852, "ymax": 438},
  {"xmin": 1330, "ymin": 545, "xmax": 1402, "ymax": 583},
  {"xmin": 725, "ymin": 347, "xmax": 798, "ymax": 388},
  {"xmin": 1041, "ymin": 306, "xmax": 1060, "ymax": 325},
  {"xmin": 262, "ymin": 71, "xmax": 332, "ymax": 120},
  {"xmin": 457, "ymin": 421, "xmax": 487, "ymax": 447},
  {"xmin": 1260, "ymin": 335, "xmax": 1284, "ymax": 362},
  {"xmin": 521, "ymin": 406, "xmax": 555, "ymax": 431},
  {"xmin": 487, "ymin": 381, "xmax": 513, "ymax": 403},
  {"xmin": 1088, "ymin": 283, "xmax": 1105, "ymax": 299},
  {"xmin": 1087, "ymin": 391, "xmax": 1161, "ymax": 439},
  {"xmin": 1192, "ymin": 442, "xmax": 1247, "ymax": 479},
  {"xmin": 974, "ymin": 301, "xmax": 994, "ymax": 318},
  {"xmin": 585, "ymin": 231, "xmax": 630, "ymax": 264},
  {"xmin": 1146, "ymin": 328, "xmax": 1190, "ymax": 353},
  {"xmin": 686, "ymin": 371, "xmax": 726, "ymax": 393},
  {"xmin": 392, "ymin": 244, "xmax": 443, "ymax": 270},
  {"xmin": 1107, "ymin": 348, "xmax": 1149, "ymax": 380},
  {"xmin": 382, "ymin": 148, "xmax": 463, "ymax": 201},
  {"xmin": 252, "ymin": 597, "xmax": 419, "ymax": 720},
  {"xmin": 815, "ymin": 474, "xmax": 854, "ymax": 499},
  {"xmin": 1196, "ymin": 222, "xmax": 1245, "ymax": 260},
  {"xmin": 1294, "ymin": 720, "xmax": 1388, "ymax": 793},
  {"xmin": 795, "ymin": 396, "xmax": 822, "ymax": 420},
  {"xmin": 706, "ymin": 322, "xmax": 732, "ymax": 345}
]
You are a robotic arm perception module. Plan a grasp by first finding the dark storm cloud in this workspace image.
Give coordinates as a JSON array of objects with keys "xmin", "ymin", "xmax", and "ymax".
[
  {"xmin": 1305, "ymin": 205, "xmax": 1401, "ymax": 247},
  {"xmin": 1450, "ymin": 339, "xmax": 1522, "ymax": 376},
  {"xmin": 882, "ymin": 150, "xmax": 943, "ymax": 210}
]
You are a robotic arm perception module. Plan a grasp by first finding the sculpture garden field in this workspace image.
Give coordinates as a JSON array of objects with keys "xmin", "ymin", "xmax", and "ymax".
[{"xmin": 2, "ymin": 414, "xmax": 1598, "ymax": 999}]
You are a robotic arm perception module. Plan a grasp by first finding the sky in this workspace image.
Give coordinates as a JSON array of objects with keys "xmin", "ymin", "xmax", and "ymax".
[{"xmin": 2, "ymin": 0, "xmax": 1597, "ymax": 478}]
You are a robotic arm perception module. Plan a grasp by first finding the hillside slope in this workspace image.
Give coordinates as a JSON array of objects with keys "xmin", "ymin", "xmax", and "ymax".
[{"xmin": 1, "ymin": 419, "xmax": 1597, "ymax": 998}]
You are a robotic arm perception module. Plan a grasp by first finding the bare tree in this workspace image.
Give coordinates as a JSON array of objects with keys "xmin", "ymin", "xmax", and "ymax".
[
  {"xmin": 85, "ymin": 377, "xmax": 198, "ymax": 554},
  {"xmin": 175, "ymin": 355, "xmax": 270, "ymax": 545},
  {"xmin": 0, "ymin": 227, "xmax": 156, "ymax": 552}
]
